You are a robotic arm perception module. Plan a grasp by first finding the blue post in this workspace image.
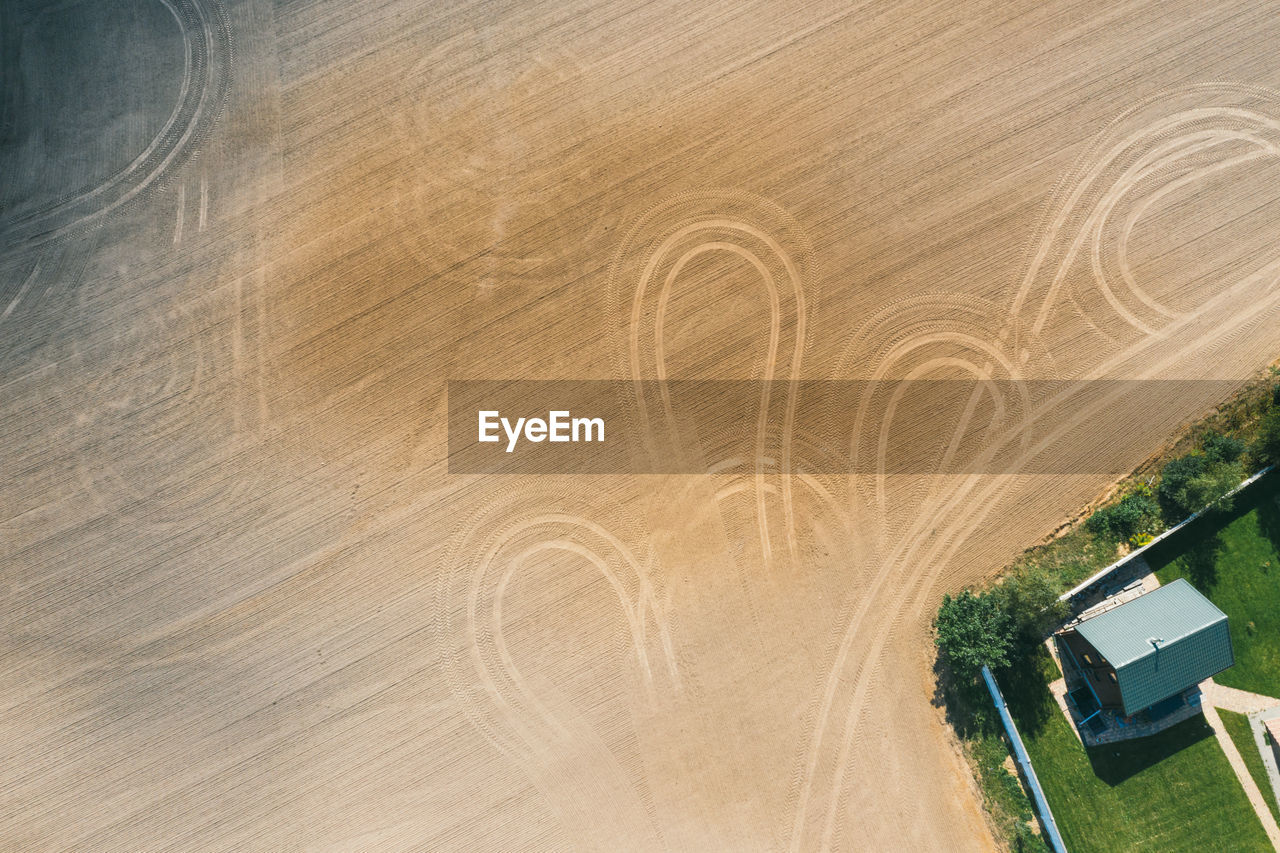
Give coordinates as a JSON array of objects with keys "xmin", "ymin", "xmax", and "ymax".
[{"xmin": 981, "ymin": 665, "xmax": 1069, "ymax": 853}]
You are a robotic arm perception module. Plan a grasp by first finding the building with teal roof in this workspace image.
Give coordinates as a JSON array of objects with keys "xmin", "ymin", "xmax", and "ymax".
[{"xmin": 1057, "ymin": 578, "xmax": 1234, "ymax": 727}]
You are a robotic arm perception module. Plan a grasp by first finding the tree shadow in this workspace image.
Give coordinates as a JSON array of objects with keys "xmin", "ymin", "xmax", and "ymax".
[
  {"xmin": 1183, "ymin": 531, "xmax": 1225, "ymax": 590},
  {"xmin": 1000, "ymin": 645, "xmax": 1059, "ymax": 740},
  {"xmin": 1180, "ymin": 475, "xmax": 1280, "ymax": 590},
  {"xmin": 931, "ymin": 644, "xmax": 1060, "ymax": 742},
  {"xmin": 1255, "ymin": 479, "xmax": 1280, "ymax": 552},
  {"xmin": 1085, "ymin": 715, "xmax": 1216, "ymax": 786},
  {"xmin": 1146, "ymin": 474, "xmax": 1276, "ymax": 578},
  {"xmin": 931, "ymin": 653, "xmax": 997, "ymax": 740}
]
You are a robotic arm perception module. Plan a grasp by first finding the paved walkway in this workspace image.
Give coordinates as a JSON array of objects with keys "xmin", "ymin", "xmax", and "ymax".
[
  {"xmin": 1203, "ymin": 681, "xmax": 1280, "ymax": 849},
  {"xmin": 1206, "ymin": 681, "xmax": 1280, "ymax": 714},
  {"xmin": 1045, "ymin": 676, "xmax": 1081, "ymax": 745},
  {"xmin": 1136, "ymin": 560, "xmax": 1159, "ymax": 592}
]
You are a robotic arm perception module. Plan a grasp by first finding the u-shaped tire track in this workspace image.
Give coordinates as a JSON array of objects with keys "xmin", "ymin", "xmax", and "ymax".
[
  {"xmin": 437, "ymin": 483, "xmax": 677, "ymax": 850},
  {"xmin": 608, "ymin": 189, "xmax": 812, "ymax": 568}
]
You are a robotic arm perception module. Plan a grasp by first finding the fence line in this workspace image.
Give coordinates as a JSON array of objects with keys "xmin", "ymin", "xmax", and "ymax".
[
  {"xmin": 981, "ymin": 665, "xmax": 1068, "ymax": 853},
  {"xmin": 1059, "ymin": 465, "xmax": 1275, "ymax": 602}
]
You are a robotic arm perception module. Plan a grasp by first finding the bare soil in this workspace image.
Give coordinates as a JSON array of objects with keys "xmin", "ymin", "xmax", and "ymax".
[{"xmin": 5, "ymin": 0, "xmax": 1280, "ymax": 849}]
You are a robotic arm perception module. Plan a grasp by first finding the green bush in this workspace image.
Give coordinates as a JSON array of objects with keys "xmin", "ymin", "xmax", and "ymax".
[
  {"xmin": 1011, "ymin": 822, "xmax": 1050, "ymax": 853},
  {"xmin": 1203, "ymin": 430, "xmax": 1246, "ymax": 464},
  {"xmin": 1087, "ymin": 491, "xmax": 1160, "ymax": 541},
  {"xmin": 1159, "ymin": 455, "xmax": 1204, "ymax": 513},
  {"xmin": 1256, "ymin": 408, "xmax": 1280, "ymax": 467},
  {"xmin": 1158, "ymin": 454, "xmax": 1242, "ymax": 520}
]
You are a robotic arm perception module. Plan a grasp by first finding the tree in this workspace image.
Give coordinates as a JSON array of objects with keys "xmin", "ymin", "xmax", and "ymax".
[
  {"xmin": 1158, "ymin": 454, "xmax": 1205, "ymax": 518},
  {"xmin": 995, "ymin": 568, "xmax": 1070, "ymax": 649},
  {"xmin": 1185, "ymin": 459, "xmax": 1243, "ymax": 515},
  {"xmin": 935, "ymin": 590, "xmax": 1012, "ymax": 679},
  {"xmin": 1257, "ymin": 408, "xmax": 1280, "ymax": 467},
  {"xmin": 1158, "ymin": 453, "xmax": 1242, "ymax": 520}
]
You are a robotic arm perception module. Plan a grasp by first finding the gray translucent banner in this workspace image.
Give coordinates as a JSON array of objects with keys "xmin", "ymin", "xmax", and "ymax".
[{"xmin": 447, "ymin": 380, "xmax": 1248, "ymax": 474}]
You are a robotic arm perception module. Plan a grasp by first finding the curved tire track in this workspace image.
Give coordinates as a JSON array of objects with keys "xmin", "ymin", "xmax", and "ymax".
[
  {"xmin": 437, "ymin": 482, "xmax": 678, "ymax": 850},
  {"xmin": 607, "ymin": 189, "xmax": 813, "ymax": 568},
  {"xmin": 0, "ymin": 0, "xmax": 233, "ymax": 251}
]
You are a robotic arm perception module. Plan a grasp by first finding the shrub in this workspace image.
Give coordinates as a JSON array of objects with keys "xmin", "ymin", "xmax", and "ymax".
[
  {"xmin": 1011, "ymin": 822, "xmax": 1049, "ymax": 853},
  {"xmin": 1158, "ymin": 454, "xmax": 1243, "ymax": 520},
  {"xmin": 936, "ymin": 590, "xmax": 1012, "ymax": 680},
  {"xmin": 1256, "ymin": 408, "xmax": 1280, "ymax": 467},
  {"xmin": 1203, "ymin": 430, "xmax": 1246, "ymax": 464},
  {"xmin": 1087, "ymin": 492, "xmax": 1160, "ymax": 541}
]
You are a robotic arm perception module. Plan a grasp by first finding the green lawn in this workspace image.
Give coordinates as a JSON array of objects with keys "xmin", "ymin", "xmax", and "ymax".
[
  {"xmin": 1147, "ymin": 475, "xmax": 1280, "ymax": 696},
  {"xmin": 1220, "ymin": 708, "xmax": 1280, "ymax": 826},
  {"xmin": 1000, "ymin": 651, "xmax": 1270, "ymax": 852}
]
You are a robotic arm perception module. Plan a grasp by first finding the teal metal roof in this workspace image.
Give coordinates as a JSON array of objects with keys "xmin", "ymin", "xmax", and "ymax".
[{"xmin": 1075, "ymin": 578, "xmax": 1233, "ymax": 715}]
